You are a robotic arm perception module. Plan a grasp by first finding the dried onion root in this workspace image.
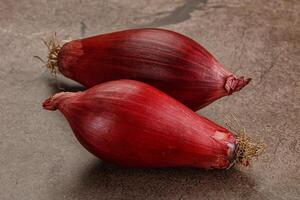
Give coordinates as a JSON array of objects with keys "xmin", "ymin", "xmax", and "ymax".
[
  {"xmin": 225, "ymin": 115, "xmax": 266, "ymax": 167},
  {"xmin": 42, "ymin": 34, "xmax": 61, "ymax": 76}
]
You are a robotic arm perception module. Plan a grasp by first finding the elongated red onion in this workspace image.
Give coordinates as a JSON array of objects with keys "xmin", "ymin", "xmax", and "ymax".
[
  {"xmin": 43, "ymin": 80, "xmax": 261, "ymax": 169},
  {"xmin": 45, "ymin": 28, "xmax": 251, "ymax": 111}
]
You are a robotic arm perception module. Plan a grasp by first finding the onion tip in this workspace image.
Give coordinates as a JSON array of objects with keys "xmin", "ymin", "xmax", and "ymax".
[
  {"xmin": 42, "ymin": 92, "xmax": 67, "ymax": 111},
  {"xmin": 43, "ymin": 96, "xmax": 58, "ymax": 110},
  {"xmin": 225, "ymin": 75, "xmax": 252, "ymax": 95}
]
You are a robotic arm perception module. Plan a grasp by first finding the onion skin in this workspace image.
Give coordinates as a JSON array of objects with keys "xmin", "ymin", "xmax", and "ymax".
[
  {"xmin": 56, "ymin": 28, "xmax": 251, "ymax": 111},
  {"xmin": 43, "ymin": 80, "xmax": 237, "ymax": 169}
]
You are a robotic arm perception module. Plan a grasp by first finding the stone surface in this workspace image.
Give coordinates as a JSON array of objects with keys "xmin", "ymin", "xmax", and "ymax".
[{"xmin": 0, "ymin": 0, "xmax": 299, "ymax": 199}]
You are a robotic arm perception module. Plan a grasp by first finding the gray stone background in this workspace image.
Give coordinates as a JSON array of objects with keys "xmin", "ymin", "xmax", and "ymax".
[{"xmin": 0, "ymin": 0, "xmax": 299, "ymax": 199}]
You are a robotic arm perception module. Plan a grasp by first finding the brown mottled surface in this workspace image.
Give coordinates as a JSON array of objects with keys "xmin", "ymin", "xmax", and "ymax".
[{"xmin": 0, "ymin": 0, "xmax": 299, "ymax": 199}]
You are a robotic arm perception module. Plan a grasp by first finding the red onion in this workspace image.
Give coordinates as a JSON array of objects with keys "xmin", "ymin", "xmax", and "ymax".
[
  {"xmin": 43, "ymin": 80, "xmax": 262, "ymax": 169},
  {"xmin": 45, "ymin": 28, "xmax": 251, "ymax": 111}
]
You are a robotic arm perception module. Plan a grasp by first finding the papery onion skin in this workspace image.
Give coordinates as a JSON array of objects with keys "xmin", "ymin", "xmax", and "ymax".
[
  {"xmin": 43, "ymin": 80, "xmax": 236, "ymax": 169},
  {"xmin": 54, "ymin": 28, "xmax": 250, "ymax": 111}
]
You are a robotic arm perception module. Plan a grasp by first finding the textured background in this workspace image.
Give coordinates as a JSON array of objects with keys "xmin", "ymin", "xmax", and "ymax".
[{"xmin": 0, "ymin": 0, "xmax": 299, "ymax": 199}]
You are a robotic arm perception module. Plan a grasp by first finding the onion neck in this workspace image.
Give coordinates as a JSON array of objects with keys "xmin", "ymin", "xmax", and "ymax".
[
  {"xmin": 43, "ymin": 92, "xmax": 79, "ymax": 111},
  {"xmin": 224, "ymin": 75, "xmax": 251, "ymax": 95}
]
